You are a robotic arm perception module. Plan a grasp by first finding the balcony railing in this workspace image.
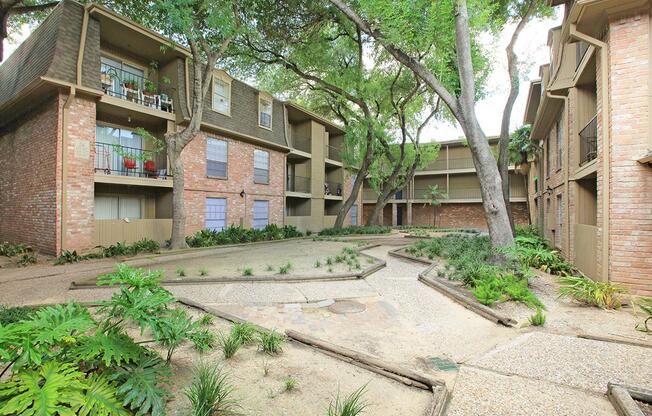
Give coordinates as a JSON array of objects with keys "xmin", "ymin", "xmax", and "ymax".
[
  {"xmin": 292, "ymin": 136, "xmax": 311, "ymax": 153},
  {"xmin": 448, "ymin": 188, "xmax": 482, "ymax": 200},
  {"xmin": 324, "ymin": 180, "xmax": 343, "ymax": 196},
  {"xmin": 579, "ymin": 115, "xmax": 598, "ymax": 166},
  {"xmin": 423, "ymin": 157, "xmax": 474, "ymax": 171},
  {"xmin": 95, "ymin": 142, "xmax": 169, "ymax": 179},
  {"xmin": 100, "ymin": 62, "xmax": 174, "ymax": 113},
  {"xmin": 325, "ymin": 144, "xmax": 342, "ymax": 162},
  {"xmin": 287, "ymin": 175, "xmax": 311, "ymax": 193}
]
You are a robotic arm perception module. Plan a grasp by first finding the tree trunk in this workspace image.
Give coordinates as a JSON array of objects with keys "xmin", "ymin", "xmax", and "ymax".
[
  {"xmin": 168, "ymin": 144, "xmax": 188, "ymax": 249},
  {"xmin": 366, "ymin": 202, "xmax": 384, "ymax": 226}
]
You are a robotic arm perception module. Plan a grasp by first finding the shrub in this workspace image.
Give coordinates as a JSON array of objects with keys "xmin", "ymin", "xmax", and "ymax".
[
  {"xmin": 319, "ymin": 225, "xmax": 391, "ymax": 236},
  {"xmin": 176, "ymin": 267, "xmax": 186, "ymax": 277},
  {"xmin": 185, "ymin": 362, "xmax": 238, "ymax": 416},
  {"xmin": 472, "ymin": 279, "xmax": 502, "ymax": 306},
  {"xmin": 529, "ymin": 308, "xmax": 546, "ymax": 326},
  {"xmin": 0, "ymin": 304, "xmax": 41, "ymax": 325},
  {"xmin": 54, "ymin": 249, "xmax": 86, "ymax": 265},
  {"xmin": 327, "ymin": 385, "xmax": 368, "ymax": 416},
  {"xmin": 242, "ymin": 267, "xmax": 254, "ymax": 276},
  {"xmin": 16, "ymin": 253, "xmax": 37, "ymax": 267},
  {"xmin": 218, "ymin": 332, "xmax": 242, "ymax": 359},
  {"xmin": 284, "ymin": 376, "xmax": 297, "ymax": 392},
  {"xmin": 258, "ymin": 329, "xmax": 284, "ymax": 355},
  {"xmin": 186, "ymin": 225, "xmax": 303, "ymax": 248},
  {"xmin": 100, "ymin": 239, "xmax": 160, "ymax": 258},
  {"xmin": 277, "ymin": 262, "xmax": 292, "ymax": 275},
  {"xmin": 0, "ymin": 241, "xmax": 31, "ymax": 257},
  {"xmin": 199, "ymin": 267, "xmax": 209, "ymax": 277},
  {"xmin": 558, "ymin": 275, "xmax": 627, "ymax": 309},
  {"xmin": 635, "ymin": 297, "xmax": 652, "ymax": 333},
  {"xmin": 314, "ymin": 260, "xmax": 321, "ymax": 268},
  {"xmin": 198, "ymin": 314, "xmax": 214, "ymax": 326}
]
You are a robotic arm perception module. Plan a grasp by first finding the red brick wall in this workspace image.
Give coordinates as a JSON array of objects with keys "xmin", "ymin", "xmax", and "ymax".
[
  {"xmin": 0, "ymin": 97, "xmax": 61, "ymax": 254},
  {"xmin": 607, "ymin": 12, "xmax": 652, "ymax": 295},
  {"xmin": 412, "ymin": 202, "xmax": 528, "ymax": 229},
  {"xmin": 62, "ymin": 95, "xmax": 96, "ymax": 253},
  {"xmin": 182, "ymin": 131, "xmax": 285, "ymax": 235}
]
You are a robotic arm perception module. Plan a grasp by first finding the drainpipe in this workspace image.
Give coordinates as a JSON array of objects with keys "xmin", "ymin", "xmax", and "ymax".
[
  {"xmin": 546, "ymin": 91, "xmax": 570, "ymax": 259},
  {"xmin": 60, "ymin": 87, "xmax": 76, "ymax": 253},
  {"xmin": 569, "ymin": 24, "xmax": 610, "ymax": 283}
]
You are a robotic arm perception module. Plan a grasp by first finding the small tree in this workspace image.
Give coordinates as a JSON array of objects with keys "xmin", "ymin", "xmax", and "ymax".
[{"xmin": 423, "ymin": 184, "xmax": 448, "ymax": 227}]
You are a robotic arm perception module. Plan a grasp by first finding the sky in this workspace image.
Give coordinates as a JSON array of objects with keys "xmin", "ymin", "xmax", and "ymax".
[{"xmin": 3, "ymin": 10, "xmax": 562, "ymax": 142}]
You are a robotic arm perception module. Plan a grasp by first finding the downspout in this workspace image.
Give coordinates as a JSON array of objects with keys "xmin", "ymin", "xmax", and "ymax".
[
  {"xmin": 570, "ymin": 24, "xmax": 610, "ymax": 282},
  {"xmin": 546, "ymin": 91, "xmax": 569, "ymax": 257},
  {"xmin": 60, "ymin": 5, "xmax": 89, "ymax": 253}
]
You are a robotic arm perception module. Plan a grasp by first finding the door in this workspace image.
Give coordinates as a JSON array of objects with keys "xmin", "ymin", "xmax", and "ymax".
[{"xmin": 396, "ymin": 206, "xmax": 404, "ymax": 226}]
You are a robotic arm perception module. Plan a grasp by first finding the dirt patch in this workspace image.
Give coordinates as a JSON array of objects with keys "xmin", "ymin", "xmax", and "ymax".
[
  {"xmin": 637, "ymin": 400, "xmax": 652, "ymax": 416},
  {"xmin": 164, "ymin": 307, "xmax": 432, "ymax": 416}
]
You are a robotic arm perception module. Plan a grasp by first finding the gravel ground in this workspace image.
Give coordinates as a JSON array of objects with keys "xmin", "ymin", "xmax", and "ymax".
[
  {"xmin": 447, "ymin": 366, "xmax": 616, "ymax": 416},
  {"xmin": 469, "ymin": 332, "xmax": 652, "ymax": 394}
]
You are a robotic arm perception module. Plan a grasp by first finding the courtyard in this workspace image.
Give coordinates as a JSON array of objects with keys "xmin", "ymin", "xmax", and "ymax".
[{"xmin": 0, "ymin": 232, "xmax": 649, "ymax": 415}]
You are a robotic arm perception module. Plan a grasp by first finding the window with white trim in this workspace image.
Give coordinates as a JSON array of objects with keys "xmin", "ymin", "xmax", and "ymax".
[
  {"xmin": 254, "ymin": 149, "xmax": 269, "ymax": 184},
  {"xmin": 205, "ymin": 197, "xmax": 227, "ymax": 231},
  {"xmin": 252, "ymin": 200, "xmax": 269, "ymax": 229},
  {"xmin": 94, "ymin": 195, "xmax": 141, "ymax": 220},
  {"xmin": 351, "ymin": 204, "xmax": 358, "ymax": 225},
  {"xmin": 259, "ymin": 97, "xmax": 272, "ymax": 129},
  {"xmin": 206, "ymin": 138, "xmax": 228, "ymax": 178},
  {"xmin": 212, "ymin": 78, "xmax": 231, "ymax": 115}
]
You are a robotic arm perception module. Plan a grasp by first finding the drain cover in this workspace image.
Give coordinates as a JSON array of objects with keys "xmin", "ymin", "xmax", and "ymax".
[
  {"xmin": 328, "ymin": 300, "xmax": 366, "ymax": 314},
  {"xmin": 426, "ymin": 356, "xmax": 459, "ymax": 372}
]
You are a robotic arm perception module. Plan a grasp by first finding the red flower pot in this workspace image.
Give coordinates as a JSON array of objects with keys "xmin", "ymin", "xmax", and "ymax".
[
  {"xmin": 123, "ymin": 158, "xmax": 137, "ymax": 169},
  {"xmin": 144, "ymin": 160, "xmax": 156, "ymax": 172}
]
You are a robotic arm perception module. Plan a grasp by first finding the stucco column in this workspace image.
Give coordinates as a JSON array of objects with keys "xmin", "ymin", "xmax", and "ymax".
[
  {"xmin": 407, "ymin": 202, "xmax": 413, "ymax": 225},
  {"xmin": 392, "ymin": 203, "xmax": 398, "ymax": 226}
]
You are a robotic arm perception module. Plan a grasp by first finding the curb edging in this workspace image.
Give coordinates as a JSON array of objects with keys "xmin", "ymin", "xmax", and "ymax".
[{"xmin": 608, "ymin": 383, "xmax": 652, "ymax": 416}]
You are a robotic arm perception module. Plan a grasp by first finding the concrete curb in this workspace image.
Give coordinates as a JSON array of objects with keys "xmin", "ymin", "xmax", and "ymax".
[
  {"xmin": 577, "ymin": 333, "xmax": 652, "ymax": 349},
  {"xmin": 69, "ymin": 251, "xmax": 386, "ymax": 290},
  {"xmin": 418, "ymin": 264, "xmax": 517, "ymax": 327},
  {"xmin": 608, "ymin": 383, "xmax": 652, "ymax": 416},
  {"xmin": 178, "ymin": 297, "xmax": 449, "ymax": 411},
  {"xmin": 387, "ymin": 247, "xmax": 434, "ymax": 265}
]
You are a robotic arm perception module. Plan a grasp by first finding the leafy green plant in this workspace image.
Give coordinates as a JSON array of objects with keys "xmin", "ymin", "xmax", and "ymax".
[
  {"xmin": 335, "ymin": 255, "xmax": 345, "ymax": 263},
  {"xmin": 319, "ymin": 225, "xmax": 390, "ymax": 236},
  {"xmin": 54, "ymin": 249, "xmax": 86, "ymax": 265},
  {"xmin": 0, "ymin": 242, "xmax": 32, "ymax": 257},
  {"xmin": 635, "ymin": 297, "xmax": 652, "ymax": 333},
  {"xmin": 326, "ymin": 257, "xmax": 333, "ymax": 266},
  {"xmin": 176, "ymin": 267, "xmax": 186, "ymax": 277},
  {"xmin": 186, "ymin": 224, "xmax": 302, "ymax": 248},
  {"xmin": 529, "ymin": 308, "xmax": 546, "ymax": 326},
  {"xmin": 198, "ymin": 314, "xmax": 214, "ymax": 326},
  {"xmin": 314, "ymin": 260, "xmax": 322, "ymax": 268},
  {"xmin": 242, "ymin": 267, "xmax": 254, "ymax": 276},
  {"xmin": 0, "ymin": 304, "xmax": 41, "ymax": 325},
  {"xmin": 558, "ymin": 275, "xmax": 626, "ymax": 309},
  {"xmin": 231, "ymin": 322, "xmax": 258, "ymax": 345},
  {"xmin": 218, "ymin": 332, "xmax": 242, "ymax": 359},
  {"xmin": 327, "ymin": 385, "xmax": 368, "ymax": 416},
  {"xmin": 277, "ymin": 262, "xmax": 292, "ymax": 275},
  {"xmin": 198, "ymin": 267, "xmax": 209, "ymax": 277},
  {"xmin": 284, "ymin": 376, "xmax": 297, "ymax": 392},
  {"xmin": 258, "ymin": 329, "xmax": 284, "ymax": 355},
  {"xmin": 472, "ymin": 280, "xmax": 502, "ymax": 306},
  {"xmin": 185, "ymin": 362, "xmax": 238, "ymax": 416},
  {"xmin": 16, "ymin": 253, "xmax": 37, "ymax": 267}
]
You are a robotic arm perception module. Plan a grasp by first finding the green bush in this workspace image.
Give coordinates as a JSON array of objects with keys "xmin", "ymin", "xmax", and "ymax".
[
  {"xmin": 186, "ymin": 224, "xmax": 302, "ymax": 248},
  {"xmin": 557, "ymin": 275, "xmax": 626, "ymax": 309},
  {"xmin": 318, "ymin": 225, "xmax": 390, "ymax": 236},
  {"xmin": 0, "ymin": 304, "xmax": 41, "ymax": 325},
  {"xmin": 258, "ymin": 329, "xmax": 284, "ymax": 355},
  {"xmin": 185, "ymin": 362, "xmax": 238, "ymax": 416},
  {"xmin": 635, "ymin": 297, "xmax": 652, "ymax": 333},
  {"xmin": 0, "ymin": 265, "xmax": 211, "ymax": 416},
  {"xmin": 529, "ymin": 308, "xmax": 546, "ymax": 326},
  {"xmin": 0, "ymin": 242, "xmax": 31, "ymax": 257},
  {"xmin": 16, "ymin": 253, "xmax": 37, "ymax": 267},
  {"xmin": 54, "ymin": 239, "xmax": 160, "ymax": 265}
]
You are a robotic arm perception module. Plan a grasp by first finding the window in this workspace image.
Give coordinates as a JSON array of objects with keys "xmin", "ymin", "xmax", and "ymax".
[
  {"xmin": 252, "ymin": 200, "xmax": 269, "ymax": 229},
  {"xmin": 556, "ymin": 113, "xmax": 563, "ymax": 170},
  {"xmin": 351, "ymin": 204, "xmax": 358, "ymax": 225},
  {"xmin": 254, "ymin": 150, "xmax": 269, "ymax": 184},
  {"xmin": 96, "ymin": 125, "xmax": 144, "ymax": 175},
  {"xmin": 212, "ymin": 78, "xmax": 231, "ymax": 115},
  {"xmin": 100, "ymin": 56, "xmax": 145, "ymax": 95},
  {"xmin": 205, "ymin": 198, "xmax": 227, "ymax": 231},
  {"xmin": 556, "ymin": 193, "xmax": 563, "ymax": 247},
  {"xmin": 94, "ymin": 195, "xmax": 141, "ymax": 220},
  {"xmin": 546, "ymin": 135, "xmax": 551, "ymax": 177},
  {"xmin": 259, "ymin": 97, "xmax": 272, "ymax": 129},
  {"xmin": 207, "ymin": 138, "xmax": 228, "ymax": 178}
]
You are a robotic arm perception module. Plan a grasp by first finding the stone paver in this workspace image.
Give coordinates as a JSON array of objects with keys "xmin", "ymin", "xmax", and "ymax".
[
  {"xmin": 447, "ymin": 366, "xmax": 616, "ymax": 416},
  {"xmin": 469, "ymin": 332, "xmax": 652, "ymax": 394}
]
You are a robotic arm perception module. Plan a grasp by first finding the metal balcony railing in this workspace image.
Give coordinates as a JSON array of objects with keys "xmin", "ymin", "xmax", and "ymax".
[
  {"xmin": 325, "ymin": 144, "xmax": 342, "ymax": 162},
  {"xmin": 286, "ymin": 175, "xmax": 311, "ymax": 193},
  {"xmin": 100, "ymin": 62, "xmax": 174, "ymax": 113},
  {"xmin": 448, "ymin": 157, "xmax": 475, "ymax": 170},
  {"xmin": 448, "ymin": 188, "xmax": 482, "ymax": 200},
  {"xmin": 292, "ymin": 136, "xmax": 311, "ymax": 153},
  {"xmin": 95, "ymin": 142, "xmax": 169, "ymax": 179},
  {"xmin": 324, "ymin": 180, "xmax": 343, "ymax": 196},
  {"xmin": 579, "ymin": 115, "xmax": 598, "ymax": 166}
]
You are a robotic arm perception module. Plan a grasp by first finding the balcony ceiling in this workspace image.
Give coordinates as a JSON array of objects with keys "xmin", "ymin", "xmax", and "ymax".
[{"xmin": 285, "ymin": 103, "xmax": 345, "ymax": 136}]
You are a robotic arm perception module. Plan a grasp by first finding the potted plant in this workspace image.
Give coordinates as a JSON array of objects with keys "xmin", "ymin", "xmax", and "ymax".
[
  {"xmin": 123, "ymin": 157, "xmax": 137, "ymax": 169},
  {"xmin": 123, "ymin": 80, "xmax": 138, "ymax": 90},
  {"xmin": 143, "ymin": 79, "xmax": 157, "ymax": 96},
  {"xmin": 144, "ymin": 159, "xmax": 156, "ymax": 172}
]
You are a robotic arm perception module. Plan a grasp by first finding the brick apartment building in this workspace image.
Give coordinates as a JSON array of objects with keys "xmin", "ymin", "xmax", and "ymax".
[
  {"xmin": 0, "ymin": 0, "xmax": 360, "ymax": 256},
  {"xmin": 361, "ymin": 138, "xmax": 530, "ymax": 229},
  {"xmin": 524, "ymin": 0, "xmax": 652, "ymax": 295}
]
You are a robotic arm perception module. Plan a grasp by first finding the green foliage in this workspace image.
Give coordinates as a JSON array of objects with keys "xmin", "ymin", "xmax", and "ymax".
[
  {"xmin": 505, "ymin": 231, "xmax": 575, "ymax": 276},
  {"xmin": 198, "ymin": 267, "xmax": 209, "ymax": 277},
  {"xmin": 635, "ymin": 297, "xmax": 652, "ymax": 333},
  {"xmin": 230, "ymin": 322, "xmax": 258, "ymax": 345},
  {"xmin": 529, "ymin": 308, "xmax": 546, "ymax": 326},
  {"xmin": 112, "ymin": 354, "xmax": 171, "ymax": 416},
  {"xmin": 0, "ymin": 305, "xmax": 40, "ymax": 325},
  {"xmin": 557, "ymin": 276, "xmax": 627, "ymax": 309},
  {"xmin": 176, "ymin": 267, "xmax": 186, "ymax": 277},
  {"xmin": 186, "ymin": 225, "xmax": 302, "ymax": 248},
  {"xmin": 508, "ymin": 125, "xmax": 538, "ymax": 165},
  {"xmin": 54, "ymin": 249, "xmax": 86, "ymax": 265},
  {"xmin": 185, "ymin": 363, "xmax": 238, "ymax": 416},
  {"xmin": 198, "ymin": 314, "xmax": 214, "ymax": 326},
  {"xmin": 0, "ymin": 242, "xmax": 31, "ymax": 257},
  {"xmin": 283, "ymin": 376, "xmax": 297, "ymax": 392},
  {"xmin": 423, "ymin": 184, "xmax": 448, "ymax": 206},
  {"xmin": 327, "ymin": 385, "xmax": 368, "ymax": 416},
  {"xmin": 277, "ymin": 262, "xmax": 292, "ymax": 275},
  {"xmin": 314, "ymin": 260, "xmax": 322, "ymax": 268},
  {"xmin": 16, "ymin": 253, "xmax": 37, "ymax": 267},
  {"xmin": 319, "ymin": 226, "xmax": 391, "ymax": 236},
  {"xmin": 218, "ymin": 332, "xmax": 242, "ymax": 359},
  {"xmin": 258, "ymin": 329, "xmax": 284, "ymax": 355},
  {"xmin": 242, "ymin": 267, "xmax": 254, "ymax": 276},
  {"xmin": 54, "ymin": 239, "xmax": 160, "ymax": 265}
]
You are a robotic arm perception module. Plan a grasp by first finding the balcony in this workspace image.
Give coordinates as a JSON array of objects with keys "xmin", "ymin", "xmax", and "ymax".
[
  {"xmin": 324, "ymin": 180, "xmax": 343, "ymax": 197},
  {"xmin": 292, "ymin": 136, "xmax": 311, "ymax": 153},
  {"xmin": 448, "ymin": 188, "xmax": 482, "ymax": 200},
  {"xmin": 95, "ymin": 142, "xmax": 170, "ymax": 180},
  {"xmin": 286, "ymin": 175, "xmax": 311, "ymax": 193},
  {"xmin": 579, "ymin": 115, "xmax": 597, "ymax": 166},
  {"xmin": 100, "ymin": 62, "xmax": 174, "ymax": 113},
  {"xmin": 325, "ymin": 144, "xmax": 342, "ymax": 162}
]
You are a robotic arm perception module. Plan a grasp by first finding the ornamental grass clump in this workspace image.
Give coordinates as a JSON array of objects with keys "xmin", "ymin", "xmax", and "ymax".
[
  {"xmin": 185, "ymin": 362, "xmax": 238, "ymax": 416},
  {"xmin": 557, "ymin": 275, "xmax": 627, "ymax": 309}
]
